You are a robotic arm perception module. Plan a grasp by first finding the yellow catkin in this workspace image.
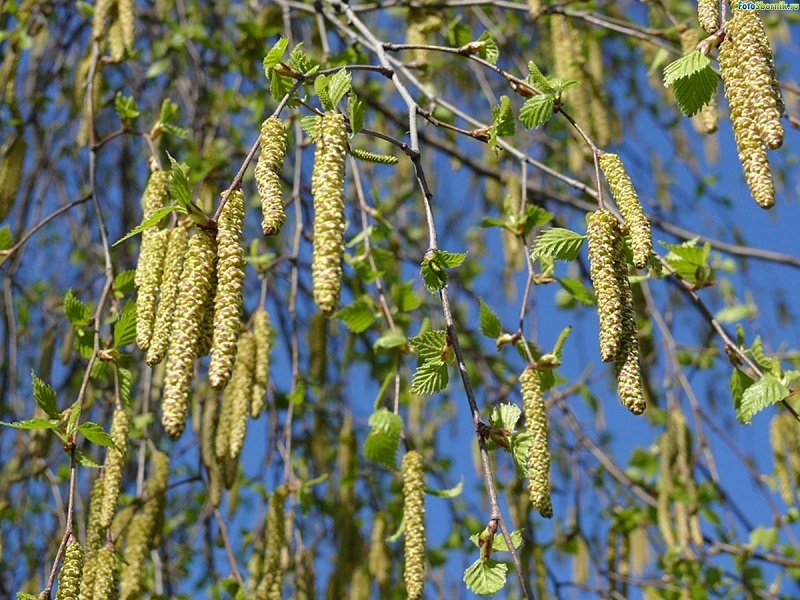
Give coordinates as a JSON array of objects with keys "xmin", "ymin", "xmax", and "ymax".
[
  {"xmin": 135, "ymin": 228, "xmax": 168, "ymax": 351},
  {"xmin": 586, "ymin": 36, "xmax": 611, "ymax": 148},
  {"xmin": 162, "ymin": 229, "xmax": 217, "ymax": 439},
  {"xmin": 406, "ymin": 0, "xmax": 441, "ymax": 75},
  {"xmin": 226, "ymin": 331, "xmax": 256, "ymax": 460},
  {"xmin": 251, "ymin": 309, "xmax": 271, "ymax": 418},
  {"xmin": 256, "ymin": 117, "xmax": 287, "ymax": 236},
  {"xmin": 527, "ymin": 0, "xmax": 542, "ymax": 18},
  {"xmin": 349, "ymin": 569, "xmax": 370, "ymax": 600},
  {"xmin": 587, "ymin": 210, "xmax": 626, "ymax": 362},
  {"xmin": 613, "ymin": 237, "xmax": 645, "ymax": 415},
  {"xmin": 56, "ymin": 535, "xmax": 83, "ymax": 600},
  {"xmin": 308, "ymin": 311, "xmax": 328, "ymax": 385},
  {"xmin": 658, "ymin": 430, "xmax": 677, "ymax": 549},
  {"xmin": 195, "ymin": 263, "xmax": 217, "ymax": 358},
  {"xmin": 98, "ymin": 407, "xmax": 130, "ymax": 530},
  {"xmin": 520, "ymin": 366, "xmax": 553, "ymax": 517},
  {"xmin": 80, "ymin": 474, "xmax": 106, "ymax": 600},
  {"xmin": 368, "ymin": 514, "xmax": 390, "ymax": 586},
  {"xmin": 120, "ymin": 451, "xmax": 169, "ymax": 600},
  {"xmin": 697, "ymin": 0, "xmax": 720, "ymax": 34},
  {"xmin": 93, "ymin": 0, "xmax": 114, "ymax": 41},
  {"xmin": 92, "ymin": 544, "xmax": 119, "ymax": 600},
  {"xmin": 200, "ymin": 395, "xmax": 223, "ymax": 508},
  {"xmin": 679, "ymin": 28, "xmax": 719, "ymax": 134},
  {"xmin": 770, "ymin": 413, "xmax": 795, "ymax": 505},
  {"xmin": 215, "ymin": 378, "xmax": 234, "ymax": 462},
  {"xmin": 402, "ymin": 451, "xmax": 426, "ymax": 600},
  {"xmin": 146, "ymin": 226, "xmax": 189, "ymax": 366},
  {"xmin": 0, "ymin": 133, "xmax": 26, "ymax": 223},
  {"xmin": 117, "ymin": 0, "xmax": 134, "ymax": 52},
  {"xmin": 718, "ymin": 13, "xmax": 777, "ymax": 208},
  {"xmin": 107, "ymin": 8, "xmax": 125, "ymax": 62},
  {"xmin": 256, "ymin": 486, "xmax": 288, "ymax": 600},
  {"xmin": 599, "ymin": 153, "xmax": 652, "ymax": 269},
  {"xmin": 134, "ymin": 171, "xmax": 170, "ymax": 288},
  {"xmin": 209, "ymin": 190, "xmax": 245, "ymax": 389},
  {"xmin": 311, "ymin": 113, "xmax": 348, "ymax": 315}
]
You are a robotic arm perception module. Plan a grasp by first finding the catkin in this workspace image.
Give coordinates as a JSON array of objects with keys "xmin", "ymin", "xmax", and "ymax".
[
  {"xmin": 599, "ymin": 154, "xmax": 651, "ymax": 269},
  {"xmin": 657, "ymin": 430, "xmax": 677, "ymax": 549},
  {"xmin": 107, "ymin": 9, "xmax": 125, "ymax": 62},
  {"xmin": 697, "ymin": 0, "xmax": 719, "ymax": 34},
  {"xmin": 311, "ymin": 113, "xmax": 348, "ymax": 315},
  {"xmin": 256, "ymin": 486, "xmax": 288, "ymax": 600},
  {"xmin": 80, "ymin": 474, "xmax": 106, "ymax": 600},
  {"xmin": 679, "ymin": 28, "xmax": 718, "ymax": 134},
  {"xmin": 368, "ymin": 513, "xmax": 390, "ymax": 586},
  {"xmin": 209, "ymin": 190, "xmax": 245, "ymax": 389},
  {"xmin": 0, "ymin": 133, "xmax": 26, "ymax": 223},
  {"xmin": 402, "ymin": 451, "xmax": 426, "ymax": 600},
  {"xmin": 134, "ymin": 170, "xmax": 170, "ymax": 288},
  {"xmin": 92, "ymin": 544, "xmax": 119, "ymax": 600},
  {"xmin": 256, "ymin": 117, "xmax": 287, "ymax": 236},
  {"xmin": 200, "ymin": 395, "xmax": 223, "ymax": 507},
  {"xmin": 56, "ymin": 535, "xmax": 83, "ymax": 600},
  {"xmin": 226, "ymin": 331, "xmax": 255, "ymax": 460},
  {"xmin": 308, "ymin": 311, "xmax": 328, "ymax": 385},
  {"xmin": 587, "ymin": 210, "xmax": 626, "ymax": 362},
  {"xmin": 195, "ymin": 264, "xmax": 217, "ymax": 358},
  {"xmin": 520, "ymin": 366, "xmax": 553, "ymax": 518},
  {"xmin": 135, "ymin": 228, "xmax": 168, "ymax": 351},
  {"xmin": 771, "ymin": 412, "xmax": 796, "ymax": 505},
  {"xmin": 251, "ymin": 309, "xmax": 271, "ymax": 418},
  {"xmin": 162, "ymin": 229, "xmax": 216, "ymax": 439},
  {"xmin": 117, "ymin": 0, "xmax": 134, "ymax": 53},
  {"xmin": 93, "ymin": 0, "xmax": 114, "ymax": 40},
  {"xmin": 146, "ymin": 226, "xmax": 189, "ymax": 366},
  {"xmin": 99, "ymin": 408, "xmax": 130, "ymax": 530},
  {"xmin": 613, "ymin": 239, "xmax": 645, "ymax": 415}
]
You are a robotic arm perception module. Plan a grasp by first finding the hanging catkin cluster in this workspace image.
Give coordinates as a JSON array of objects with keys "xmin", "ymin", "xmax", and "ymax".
[
  {"xmin": 98, "ymin": 407, "xmax": 130, "ymax": 530},
  {"xmin": 120, "ymin": 451, "xmax": 169, "ymax": 600},
  {"xmin": 200, "ymin": 395, "xmax": 223, "ymax": 507},
  {"xmin": 162, "ymin": 229, "xmax": 216, "ymax": 439},
  {"xmin": 146, "ymin": 226, "xmax": 188, "ymax": 365},
  {"xmin": 402, "ymin": 451, "xmax": 426, "ymax": 600},
  {"xmin": 255, "ymin": 117, "xmax": 287, "ymax": 236},
  {"xmin": 697, "ymin": 0, "xmax": 720, "ymax": 34},
  {"xmin": 93, "ymin": 0, "xmax": 135, "ymax": 61},
  {"xmin": 209, "ymin": 189, "xmax": 245, "ymax": 389},
  {"xmin": 587, "ymin": 210, "xmax": 645, "ymax": 414},
  {"xmin": 770, "ymin": 411, "xmax": 800, "ymax": 506},
  {"xmin": 406, "ymin": 0, "xmax": 441, "ymax": 75},
  {"xmin": 221, "ymin": 330, "xmax": 255, "ymax": 461},
  {"xmin": 598, "ymin": 153, "xmax": 652, "ymax": 269},
  {"xmin": 718, "ymin": 10, "xmax": 784, "ymax": 209},
  {"xmin": 255, "ymin": 486, "xmax": 288, "ymax": 600},
  {"xmin": 251, "ymin": 308, "xmax": 272, "ymax": 418},
  {"xmin": 520, "ymin": 366, "xmax": 553, "ymax": 518},
  {"xmin": 679, "ymin": 28, "xmax": 719, "ymax": 134},
  {"xmin": 311, "ymin": 113, "xmax": 348, "ymax": 316},
  {"xmin": 56, "ymin": 535, "xmax": 83, "ymax": 600},
  {"xmin": 80, "ymin": 474, "xmax": 106, "ymax": 599}
]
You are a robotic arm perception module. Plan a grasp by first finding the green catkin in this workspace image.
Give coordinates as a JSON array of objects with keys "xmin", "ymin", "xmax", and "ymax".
[
  {"xmin": 256, "ymin": 486, "xmax": 288, "ymax": 600},
  {"xmin": 613, "ymin": 238, "xmax": 646, "ymax": 415},
  {"xmin": 718, "ymin": 14, "xmax": 776, "ymax": 208},
  {"xmin": 0, "ymin": 133, "xmax": 26, "ymax": 223},
  {"xmin": 135, "ymin": 228, "xmax": 168, "ymax": 351},
  {"xmin": 98, "ymin": 408, "xmax": 130, "ymax": 530},
  {"xmin": 146, "ymin": 226, "xmax": 189, "ymax": 366},
  {"xmin": 162, "ymin": 229, "xmax": 217, "ymax": 439},
  {"xmin": 349, "ymin": 569, "xmax": 370, "ymax": 600},
  {"xmin": 215, "ymin": 378, "xmax": 234, "ymax": 461},
  {"xmin": 586, "ymin": 37, "xmax": 611, "ymax": 148},
  {"xmin": 406, "ymin": 0, "xmax": 441, "ymax": 75},
  {"xmin": 120, "ymin": 451, "xmax": 169, "ymax": 600},
  {"xmin": 658, "ymin": 430, "xmax": 677, "ymax": 549},
  {"xmin": 195, "ymin": 263, "xmax": 217, "ymax": 358},
  {"xmin": 80, "ymin": 474, "xmax": 106, "ymax": 600},
  {"xmin": 201, "ymin": 395, "xmax": 223, "ymax": 507},
  {"xmin": 92, "ymin": 544, "xmax": 119, "ymax": 600},
  {"xmin": 107, "ymin": 9, "xmax": 125, "ymax": 62},
  {"xmin": 251, "ymin": 309, "xmax": 271, "ymax": 418},
  {"xmin": 311, "ymin": 113, "xmax": 348, "ymax": 315},
  {"xmin": 93, "ymin": 0, "xmax": 114, "ymax": 40},
  {"xmin": 308, "ymin": 312, "xmax": 328, "ymax": 385},
  {"xmin": 770, "ymin": 413, "xmax": 795, "ymax": 505},
  {"xmin": 527, "ymin": 0, "xmax": 541, "ymax": 18},
  {"xmin": 117, "ymin": 0, "xmax": 134, "ymax": 52},
  {"xmin": 402, "ymin": 451, "xmax": 426, "ymax": 600},
  {"xmin": 348, "ymin": 148, "xmax": 399, "ymax": 165},
  {"xmin": 368, "ymin": 514, "xmax": 390, "ymax": 586},
  {"xmin": 679, "ymin": 28, "xmax": 719, "ymax": 134},
  {"xmin": 598, "ymin": 153, "xmax": 652, "ymax": 269},
  {"xmin": 134, "ymin": 170, "xmax": 170, "ymax": 288},
  {"xmin": 226, "ymin": 331, "xmax": 256, "ymax": 460},
  {"xmin": 256, "ymin": 117, "xmax": 287, "ymax": 236},
  {"xmin": 697, "ymin": 0, "xmax": 719, "ymax": 34},
  {"xmin": 209, "ymin": 190, "xmax": 245, "ymax": 389},
  {"xmin": 520, "ymin": 366, "xmax": 553, "ymax": 518},
  {"xmin": 56, "ymin": 535, "xmax": 83, "ymax": 600},
  {"xmin": 586, "ymin": 210, "xmax": 626, "ymax": 362}
]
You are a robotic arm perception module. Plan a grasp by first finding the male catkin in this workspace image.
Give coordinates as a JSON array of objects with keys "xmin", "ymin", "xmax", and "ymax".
[
  {"xmin": 402, "ymin": 451, "xmax": 426, "ymax": 600},
  {"xmin": 520, "ymin": 366, "xmax": 553, "ymax": 518},
  {"xmin": 146, "ymin": 226, "xmax": 188, "ymax": 366},
  {"xmin": 251, "ymin": 309, "xmax": 271, "ymax": 418},
  {"xmin": 134, "ymin": 170, "xmax": 170, "ymax": 288},
  {"xmin": 92, "ymin": 0, "xmax": 113, "ymax": 40},
  {"xmin": 256, "ymin": 486, "xmax": 288, "ymax": 600},
  {"xmin": 598, "ymin": 153, "xmax": 652, "ymax": 269},
  {"xmin": 697, "ymin": 0, "xmax": 719, "ymax": 34},
  {"xmin": 56, "ymin": 535, "xmax": 83, "ymax": 600},
  {"xmin": 226, "ymin": 331, "xmax": 255, "ymax": 460},
  {"xmin": 368, "ymin": 513, "xmax": 391, "ymax": 586},
  {"xmin": 135, "ymin": 228, "xmax": 168, "ymax": 351},
  {"xmin": 311, "ymin": 113, "xmax": 348, "ymax": 315},
  {"xmin": 92, "ymin": 544, "xmax": 119, "ymax": 600},
  {"xmin": 80, "ymin": 474, "xmax": 106, "ymax": 600},
  {"xmin": 162, "ymin": 229, "xmax": 216, "ymax": 439},
  {"xmin": 98, "ymin": 407, "xmax": 130, "ymax": 530},
  {"xmin": 209, "ymin": 190, "xmax": 245, "ymax": 389},
  {"xmin": 117, "ymin": 0, "xmax": 134, "ymax": 53},
  {"xmin": 256, "ymin": 117, "xmax": 287, "ymax": 236}
]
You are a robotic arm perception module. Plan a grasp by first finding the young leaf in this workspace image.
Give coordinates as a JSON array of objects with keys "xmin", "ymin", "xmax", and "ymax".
[
  {"xmin": 531, "ymin": 228, "xmax": 586, "ymax": 261},
  {"xmin": 113, "ymin": 301, "xmax": 137, "ymax": 348},
  {"xmin": 338, "ymin": 297, "xmax": 376, "ymax": 333},
  {"xmin": 0, "ymin": 418, "xmax": 59, "ymax": 430},
  {"xmin": 270, "ymin": 72, "xmax": 295, "ymax": 102},
  {"xmin": 509, "ymin": 431, "xmax": 532, "ymax": 477},
  {"xmin": 0, "ymin": 224, "xmax": 11, "ymax": 250},
  {"xmin": 288, "ymin": 42, "xmax": 318, "ymax": 75},
  {"xmin": 348, "ymin": 93, "xmax": 366, "ymax": 136},
  {"xmin": 477, "ymin": 31, "xmax": 499, "ymax": 64},
  {"xmin": 420, "ymin": 256, "xmax": 448, "ymax": 293},
  {"xmin": 167, "ymin": 153, "xmax": 191, "ymax": 208},
  {"xmin": 436, "ymin": 250, "xmax": 468, "ymax": 268},
  {"xmin": 463, "ymin": 558, "xmax": 508, "ymax": 596},
  {"xmin": 670, "ymin": 66, "xmax": 718, "ymax": 117},
  {"xmin": 262, "ymin": 37, "xmax": 289, "ymax": 76},
  {"xmin": 519, "ymin": 94, "xmax": 555, "ymax": 129},
  {"xmin": 32, "ymin": 371, "xmax": 59, "ymax": 418},
  {"xmin": 737, "ymin": 374, "xmax": 789, "ymax": 424},
  {"xmin": 363, "ymin": 408, "xmax": 403, "ymax": 468},
  {"xmin": 519, "ymin": 205, "xmax": 554, "ymax": 233},
  {"xmin": 373, "ymin": 333, "xmax": 409, "ymax": 351},
  {"xmin": 74, "ymin": 450, "xmax": 102, "ymax": 468},
  {"xmin": 112, "ymin": 205, "xmax": 178, "ymax": 247},
  {"xmin": 479, "ymin": 299, "xmax": 502, "ymax": 338},
  {"xmin": 118, "ymin": 367, "xmax": 135, "ymax": 408},
  {"xmin": 663, "ymin": 51, "xmax": 711, "ymax": 87},
  {"xmin": 526, "ymin": 61, "xmax": 554, "ymax": 94},
  {"xmin": 113, "ymin": 269, "xmax": 136, "ymax": 295},
  {"xmin": 409, "ymin": 330, "xmax": 447, "ymax": 363},
  {"xmin": 113, "ymin": 92, "xmax": 140, "ymax": 121},
  {"xmin": 300, "ymin": 115, "xmax": 320, "ymax": 139},
  {"xmin": 327, "ymin": 68, "xmax": 352, "ymax": 108},
  {"xmin": 468, "ymin": 529, "xmax": 524, "ymax": 552},
  {"xmin": 489, "ymin": 403, "xmax": 521, "ymax": 432},
  {"xmin": 410, "ymin": 360, "xmax": 449, "ymax": 395},
  {"xmin": 77, "ymin": 422, "xmax": 122, "ymax": 452},
  {"xmin": 64, "ymin": 289, "xmax": 91, "ymax": 326},
  {"xmin": 557, "ymin": 278, "xmax": 596, "ymax": 306},
  {"xmin": 424, "ymin": 479, "xmax": 463, "ymax": 498},
  {"xmin": 314, "ymin": 74, "xmax": 332, "ymax": 111},
  {"xmin": 489, "ymin": 95, "xmax": 515, "ymax": 151}
]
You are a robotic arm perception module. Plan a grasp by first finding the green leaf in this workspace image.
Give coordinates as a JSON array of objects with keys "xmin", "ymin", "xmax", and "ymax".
[
  {"xmin": 425, "ymin": 478, "xmax": 463, "ymax": 498},
  {"xmin": 167, "ymin": 153, "xmax": 191, "ymax": 208},
  {"xmin": 74, "ymin": 450, "xmax": 102, "ymax": 468},
  {"xmin": 519, "ymin": 94, "xmax": 555, "ymax": 129},
  {"xmin": 479, "ymin": 299, "xmax": 502, "ymax": 338},
  {"xmin": 409, "ymin": 330, "xmax": 447, "ymax": 363},
  {"xmin": 490, "ymin": 403, "xmax": 521, "ymax": 431},
  {"xmin": 436, "ymin": 250, "xmax": 467, "ymax": 268},
  {"xmin": 348, "ymin": 93, "xmax": 366, "ymax": 136},
  {"xmin": 531, "ymin": 228, "xmax": 586, "ymax": 261},
  {"xmin": 288, "ymin": 42, "xmax": 318, "ymax": 75},
  {"xmin": 421, "ymin": 256, "xmax": 448, "ymax": 293},
  {"xmin": 113, "ymin": 92, "xmax": 140, "ymax": 121},
  {"xmin": 64, "ymin": 289, "xmax": 91, "ymax": 326},
  {"xmin": 300, "ymin": 115, "xmax": 320, "ymax": 139},
  {"xmin": 17, "ymin": 593, "xmax": 40, "ymax": 600},
  {"xmin": 263, "ymin": 37, "xmax": 289, "ymax": 76},
  {"xmin": 0, "ymin": 418, "xmax": 58, "ymax": 430},
  {"xmin": 477, "ymin": 31, "xmax": 499, "ymax": 65},
  {"xmin": 557, "ymin": 278, "xmax": 596, "ymax": 306},
  {"xmin": 315, "ymin": 74, "xmax": 332, "ymax": 111},
  {"xmin": 32, "ymin": 371, "xmax": 59, "ymax": 418},
  {"xmin": 526, "ymin": 61, "xmax": 554, "ymax": 94},
  {"xmin": 114, "ymin": 301, "xmax": 137, "ymax": 348},
  {"xmin": 338, "ymin": 297, "xmax": 376, "ymax": 334},
  {"xmin": 749, "ymin": 336, "xmax": 778, "ymax": 374},
  {"xmin": 0, "ymin": 224, "xmax": 11, "ymax": 250},
  {"xmin": 519, "ymin": 205, "xmax": 554, "ymax": 233},
  {"xmin": 715, "ymin": 304, "xmax": 756, "ymax": 324},
  {"xmin": 670, "ymin": 66, "xmax": 718, "ymax": 117},
  {"xmin": 270, "ymin": 72, "xmax": 295, "ymax": 102},
  {"xmin": 489, "ymin": 95, "xmax": 515, "ymax": 151},
  {"xmin": 112, "ymin": 205, "xmax": 178, "ymax": 247},
  {"xmin": 549, "ymin": 77, "xmax": 579, "ymax": 97},
  {"xmin": 78, "ymin": 422, "xmax": 122, "ymax": 452},
  {"xmin": 161, "ymin": 123, "xmax": 188, "ymax": 139},
  {"xmin": 469, "ymin": 529, "xmax": 524, "ymax": 552},
  {"xmin": 159, "ymin": 98, "xmax": 179, "ymax": 125},
  {"xmin": 737, "ymin": 374, "xmax": 789, "ymax": 424},
  {"xmin": 663, "ymin": 51, "xmax": 711, "ymax": 87},
  {"xmin": 363, "ymin": 408, "xmax": 403, "ymax": 468},
  {"xmin": 410, "ymin": 360, "xmax": 449, "ymax": 395},
  {"xmin": 114, "ymin": 269, "xmax": 136, "ymax": 295},
  {"xmin": 327, "ymin": 68, "xmax": 352, "ymax": 108},
  {"xmin": 509, "ymin": 431, "xmax": 532, "ymax": 477},
  {"xmin": 373, "ymin": 333, "xmax": 408, "ymax": 351},
  {"xmin": 463, "ymin": 558, "xmax": 508, "ymax": 596}
]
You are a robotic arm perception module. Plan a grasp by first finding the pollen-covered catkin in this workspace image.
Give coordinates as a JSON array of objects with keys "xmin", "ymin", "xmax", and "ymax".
[
  {"xmin": 402, "ymin": 451, "xmax": 426, "ymax": 600},
  {"xmin": 195, "ymin": 264, "xmax": 217, "ymax": 358},
  {"xmin": 146, "ymin": 226, "xmax": 189, "ymax": 366},
  {"xmin": 93, "ymin": 0, "xmax": 114, "ymax": 40},
  {"xmin": 99, "ymin": 407, "xmax": 130, "ymax": 530},
  {"xmin": 56, "ymin": 535, "xmax": 83, "ymax": 600},
  {"xmin": 209, "ymin": 190, "xmax": 245, "ymax": 389},
  {"xmin": 311, "ymin": 113, "xmax": 348, "ymax": 315},
  {"xmin": 117, "ymin": 0, "xmax": 134, "ymax": 53},
  {"xmin": 162, "ymin": 229, "xmax": 216, "ymax": 439},
  {"xmin": 599, "ymin": 153, "xmax": 652, "ymax": 269},
  {"xmin": 251, "ymin": 309, "xmax": 271, "ymax": 418},
  {"xmin": 201, "ymin": 396, "xmax": 223, "ymax": 507},
  {"xmin": 368, "ymin": 513, "xmax": 391, "ymax": 586},
  {"xmin": 80, "ymin": 474, "xmax": 106, "ymax": 600},
  {"xmin": 679, "ymin": 28, "xmax": 718, "ymax": 134},
  {"xmin": 697, "ymin": 0, "xmax": 720, "ymax": 34},
  {"xmin": 587, "ymin": 210, "xmax": 626, "ymax": 362},
  {"xmin": 92, "ymin": 544, "xmax": 119, "ymax": 600},
  {"xmin": 135, "ymin": 228, "xmax": 168, "ymax": 351},
  {"xmin": 0, "ymin": 133, "xmax": 26, "ymax": 223},
  {"xmin": 256, "ymin": 117, "xmax": 287, "ymax": 236},
  {"xmin": 520, "ymin": 366, "xmax": 553, "ymax": 518},
  {"xmin": 226, "ymin": 331, "xmax": 255, "ymax": 460},
  {"xmin": 256, "ymin": 486, "xmax": 288, "ymax": 600},
  {"xmin": 613, "ymin": 240, "xmax": 646, "ymax": 415},
  {"xmin": 134, "ymin": 170, "xmax": 170, "ymax": 289},
  {"xmin": 107, "ymin": 10, "xmax": 125, "ymax": 62}
]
